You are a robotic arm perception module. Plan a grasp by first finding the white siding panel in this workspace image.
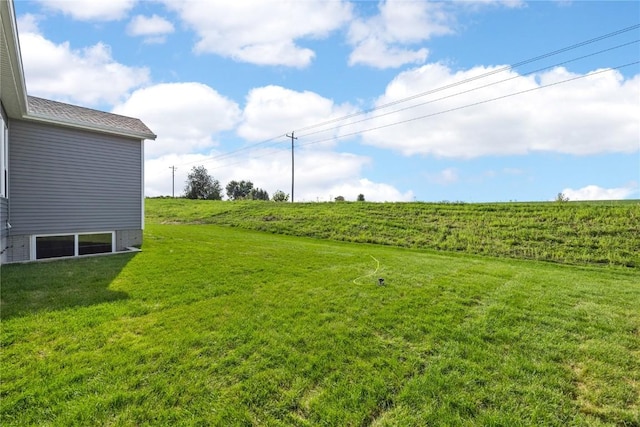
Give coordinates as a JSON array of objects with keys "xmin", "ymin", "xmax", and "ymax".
[{"xmin": 9, "ymin": 120, "xmax": 143, "ymax": 235}]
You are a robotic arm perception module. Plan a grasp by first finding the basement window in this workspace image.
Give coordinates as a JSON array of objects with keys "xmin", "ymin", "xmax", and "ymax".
[
  {"xmin": 79, "ymin": 233, "xmax": 113, "ymax": 255},
  {"xmin": 33, "ymin": 232, "xmax": 114, "ymax": 260},
  {"xmin": 36, "ymin": 235, "xmax": 74, "ymax": 259}
]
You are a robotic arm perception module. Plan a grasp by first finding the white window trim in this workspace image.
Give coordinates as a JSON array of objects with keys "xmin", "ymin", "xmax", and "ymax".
[
  {"xmin": 0, "ymin": 112, "xmax": 8, "ymax": 199},
  {"xmin": 141, "ymin": 140, "xmax": 145, "ymax": 230},
  {"xmin": 30, "ymin": 231, "xmax": 115, "ymax": 260}
]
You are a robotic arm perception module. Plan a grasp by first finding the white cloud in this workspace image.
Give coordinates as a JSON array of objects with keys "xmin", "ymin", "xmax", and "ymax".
[
  {"xmin": 463, "ymin": 0, "xmax": 525, "ymax": 10},
  {"xmin": 427, "ymin": 168, "xmax": 459, "ymax": 185},
  {"xmin": 16, "ymin": 14, "xmax": 40, "ymax": 33},
  {"xmin": 560, "ymin": 184, "xmax": 638, "ymax": 201},
  {"xmin": 127, "ymin": 14, "xmax": 175, "ymax": 43},
  {"xmin": 36, "ymin": 0, "xmax": 136, "ymax": 21},
  {"xmin": 144, "ymin": 147, "xmax": 410, "ymax": 201},
  {"xmin": 114, "ymin": 83, "xmax": 242, "ymax": 158},
  {"xmin": 238, "ymin": 85, "xmax": 358, "ymax": 144},
  {"xmin": 18, "ymin": 29, "xmax": 150, "ymax": 106},
  {"xmin": 162, "ymin": 0, "xmax": 352, "ymax": 67},
  {"xmin": 145, "ymin": 153, "xmax": 216, "ymax": 198},
  {"xmin": 327, "ymin": 178, "xmax": 414, "ymax": 202},
  {"xmin": 222, "ymin": 149, "xmax": 412, "ymax": 202},
  {"xmin": 219, "ymin": 149, "xmax": 370, "ymax": 200},
  {"xmin": 348, "ymin": 0, "xmax": 452, "ymax": 68},
  {"xmin": 357, "ymin": 63, "xmax": 640, "ymax": 157},
  {"xmin": 120, "ymin": 82, "xmax": 407, "ymax": 201}
]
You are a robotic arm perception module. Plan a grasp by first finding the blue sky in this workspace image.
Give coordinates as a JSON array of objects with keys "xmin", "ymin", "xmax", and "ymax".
[{"xmin": 14, "ymin": 0, "xmax": 640, "ymax": 202}]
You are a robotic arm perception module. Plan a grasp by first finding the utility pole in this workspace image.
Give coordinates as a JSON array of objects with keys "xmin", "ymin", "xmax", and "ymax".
[
  {"xmin": 286, "ymin": 131, "xmax": 297, "ymax": 203},
  {"xmin": 169, "ymin": 165, "xmax": 177, "ymax": 197}
]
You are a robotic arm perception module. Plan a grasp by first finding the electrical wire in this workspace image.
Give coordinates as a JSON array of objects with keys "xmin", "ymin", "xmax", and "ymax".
[
  {"xmin": 204, "ymin": 59, "xmax": 639, "ymax": 171},
  {"xmin": 179, "ymin": 133, "xmax": 287, "ymax": 167},
  {"xmin": 175, "ymin": 24, "xmax": 640, "ymax": 171},
  {"xmin": 296, "ymin": 60, "xmax": 639, "ymax": 150},
  {"xmin": 295, "ymin": 40, "xmax": 639, "ymax": 140},
  {"xmin": 293, "ymin": 24, "xmax": 640, "ymax": 135}
]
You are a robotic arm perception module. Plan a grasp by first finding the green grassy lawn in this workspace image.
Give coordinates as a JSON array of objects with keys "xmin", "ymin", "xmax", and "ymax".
[
  {"xmin": 2, "ymin": 222, "xmax": 639, "ymax": 425},
  {"xmin": 145, "ymin": 198, "xmax": 640, "ymax": 268}
]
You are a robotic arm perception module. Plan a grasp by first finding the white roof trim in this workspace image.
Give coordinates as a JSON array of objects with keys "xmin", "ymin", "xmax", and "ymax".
[{"xmin": 1, "ymin": 0, "xmax": 29, "ymax": 117}]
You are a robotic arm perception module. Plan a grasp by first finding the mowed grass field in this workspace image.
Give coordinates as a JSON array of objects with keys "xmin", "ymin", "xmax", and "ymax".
[{"xmin": 1, "ymin": 200, "xmax": 639, "ymax": 426}]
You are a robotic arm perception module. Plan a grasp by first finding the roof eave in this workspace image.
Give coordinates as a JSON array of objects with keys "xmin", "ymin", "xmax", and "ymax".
[
  {"xmin": 23, "ymin": 113, "xmax": 157, "ymax": 141},
  {"xmin": 1, "ymin": 0, "xmax": 29, "ymax": 118}
]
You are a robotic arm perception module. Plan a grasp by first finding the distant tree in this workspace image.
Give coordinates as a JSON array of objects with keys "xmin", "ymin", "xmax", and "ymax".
[
  {"xmin": 226, "ymin": 180, "xmax": 254, "ymax": 200},
  {"xmin": 357, "ymin": 194, "xmax": 365, "ymax": 202},
  {"xmin": 183, "ymin": 166, "xmax": 222, "ymax": 200},
  {"xmin": 272, "ymin": 190, "xmax": 289, "ymax": 202},
  {"xmin": 334, "ymin": 195, "xmax": 345, "ymax": 202},
  {"xmin": 555, "ymin": 192, "xmax": 569, "ymax": 203},
  {"xmin": 248, "ymin": 188, "xmax": 270, "ymax": 201}
]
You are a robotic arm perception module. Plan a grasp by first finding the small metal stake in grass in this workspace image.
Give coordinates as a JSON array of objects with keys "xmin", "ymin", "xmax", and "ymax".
[{"xmin": 378, "ymin": 278, "xmax": 385, "ymax": 286}]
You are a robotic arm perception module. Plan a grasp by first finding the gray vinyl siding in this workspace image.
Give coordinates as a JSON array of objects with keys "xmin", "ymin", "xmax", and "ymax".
[
  {"xmin": 9, "ymin": 120, "xmax": 142, "ymax": 235},
  {"xmin": 0, "ymin": 197, "xmax": 7, "ymax": 237}
]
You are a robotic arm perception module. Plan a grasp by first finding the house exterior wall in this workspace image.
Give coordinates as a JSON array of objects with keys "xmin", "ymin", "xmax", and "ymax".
[
  {"xmin": 0, "ymin": 197, "xmax": 7, "ymax": 263},
  {"xmin": 117, "ymin": 229, "xmax": 142, "ymax": 249},
  {"xmin": 6, "ymin": 233, "xmax": 28, "ymax": 262},
  {"xmin": 7, "ymin": 119, "xmax": 144, "ymax": 261},
  {"xmin": 1, "ymin": 105, "xmax": 8, "ymax": 264}
]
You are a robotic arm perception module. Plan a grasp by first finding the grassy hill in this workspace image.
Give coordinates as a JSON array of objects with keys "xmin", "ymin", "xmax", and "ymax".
[{"xmin": 146, "ymin": 198, "xmax": 640, "ymax": 268}]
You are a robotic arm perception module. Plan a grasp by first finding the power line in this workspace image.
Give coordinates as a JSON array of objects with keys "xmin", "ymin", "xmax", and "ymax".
[
  {"xmin": 201, "ymin": 146, "xmax": 288, "ymax": 173},
  {"xmin": 203, "ymin": 61, "xmax": 638, "ymax": 173},
  {"xmin": 173, "ymin": 24, "xmax": 640, "ymax": 172},
  {"xmin": 296, "ymin": 40, "xmax": 639, "ymax": 140},
  {"xmin": 293, "ymin": 24, "xmax": 640, "ymax": 135},
  {"xmin": 296, "ymin": 61, "xmax": 640, "ymax": 150},
  {"xmin": 180, "ymin": 133, "xmax": 287, "ymax": 167},
  {"xmin": 202, "ymin": 62, "xmax": 637, "ymax": 174}
]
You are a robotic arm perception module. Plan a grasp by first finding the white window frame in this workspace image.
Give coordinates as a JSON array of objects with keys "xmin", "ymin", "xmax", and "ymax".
[
  {"xmin": 0, "ymin": 110, "xmax": 7, "ymax": 198},
  {"xmin": 30, "ymin": 231, "xmax": 116, "ymax": 260},
  {"xmin": 140, "ymin": 140, "xmax": 145, "ymax": 230}
]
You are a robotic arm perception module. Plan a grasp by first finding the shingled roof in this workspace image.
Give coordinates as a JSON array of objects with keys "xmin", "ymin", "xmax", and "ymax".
[{"xmin": 26, "ymin": 96, "xmax": 156, "ymax": 140}]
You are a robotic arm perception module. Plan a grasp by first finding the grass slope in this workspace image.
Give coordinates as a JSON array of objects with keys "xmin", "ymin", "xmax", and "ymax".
[
  {"xmin": 146, "ymin": 198, "xmax": 640, "ymax": 268},
  {"xmin": 2, "ymin": 223, "xmax": 639, "ymax": 426}
]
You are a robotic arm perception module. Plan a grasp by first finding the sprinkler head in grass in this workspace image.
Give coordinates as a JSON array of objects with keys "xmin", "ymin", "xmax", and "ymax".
[{"xmin": 378, "ymin": 278, "xmax": 385, "ymax": 286}]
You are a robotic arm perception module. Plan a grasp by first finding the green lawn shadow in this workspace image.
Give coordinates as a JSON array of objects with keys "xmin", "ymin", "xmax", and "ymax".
[{"xmin": 0, "ymin": 253, "xmax": 134, "ymax": 320}]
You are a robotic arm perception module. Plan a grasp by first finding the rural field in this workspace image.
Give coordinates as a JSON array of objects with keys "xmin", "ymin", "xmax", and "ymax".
[{"xmin": 1, "ymin": 199, "xmax": 639, "ymax": 426}]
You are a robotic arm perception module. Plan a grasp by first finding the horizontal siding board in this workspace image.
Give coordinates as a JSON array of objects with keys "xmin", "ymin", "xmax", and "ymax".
[{"xmin": 9, "ymin": 120, "xmax": 142, "ymax": 235}]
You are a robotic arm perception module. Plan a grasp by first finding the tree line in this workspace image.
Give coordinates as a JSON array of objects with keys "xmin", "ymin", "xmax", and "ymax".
[{"xmin": 183, "ymin": 166, "xmax": 289, "ymax": 202}]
